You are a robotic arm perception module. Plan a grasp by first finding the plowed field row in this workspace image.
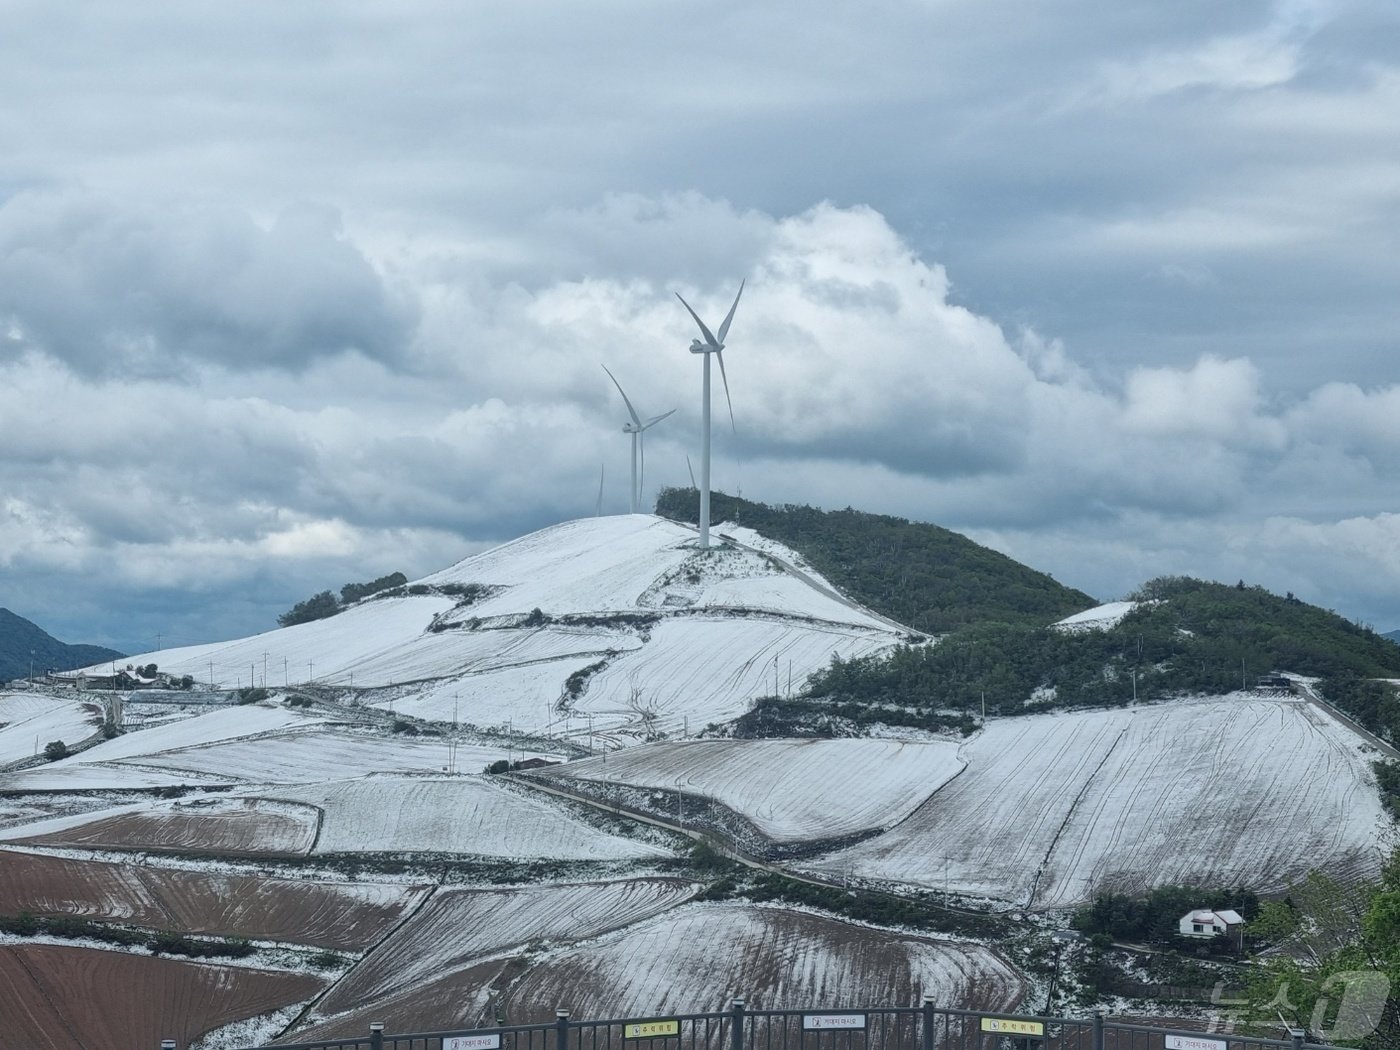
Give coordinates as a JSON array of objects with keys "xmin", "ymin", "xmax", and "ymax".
[
  {"xmin": 0, "ymin": 943, "xmax": 323, "ymax": 1050},
  {"xmin": 0, "ymin": 850, "xmax": 427, "ymax": 951}
]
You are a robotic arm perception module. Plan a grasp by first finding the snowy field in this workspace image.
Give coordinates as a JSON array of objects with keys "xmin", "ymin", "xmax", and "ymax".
[
  {"xmin": 547, "ymin": 738, "xmax": 965, "ymax": 842},
  {"xmin": 0, "ymin": 693, "xmax": 102, "ymax": 766},
  {"xmin": 568, "ymin": 615, "xmax": 895, "ymax": 737},
  {"xmin": 105, "ymin": 594, "xmax": 456, "ymax": 690},
  {"xmin": 801, "ymin": 696, "xmax": 1392, "ymax": 908},
  {"xmin": 129, "ymin": 728, "xmax": 521, "ymax": 783},
  {"xmin": 419, "ymin": 516, "xmax": 886, "ymax": 625},
  {"xmin": 263, "ymin": 775, "xmax": 674, "ymax": 858},
  {"xmin": 505, "ymin": 902, "xmax": 1024, "ymax": 1019},
  {"xmin": 308, "ymin": 878, "xmax": 699, "ymax": 1027}
]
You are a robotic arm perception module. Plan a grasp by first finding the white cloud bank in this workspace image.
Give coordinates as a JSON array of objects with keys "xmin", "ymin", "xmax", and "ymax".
[{"xmin": 2, "ymin": 190, "xmax": 1398, "ymax": 648}]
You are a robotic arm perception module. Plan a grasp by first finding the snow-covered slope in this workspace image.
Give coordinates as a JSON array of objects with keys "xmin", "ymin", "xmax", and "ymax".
[
  {"xmin": 800, "ymin": 695, "xmax": 1391, "ymax": 909},
  {"xmin": 84, "ymin": 515, "xmax": 906, "ymax": 743},
  {"xmin": 547, "ymin": 738, "xmax": 965, "ymax": 843}
]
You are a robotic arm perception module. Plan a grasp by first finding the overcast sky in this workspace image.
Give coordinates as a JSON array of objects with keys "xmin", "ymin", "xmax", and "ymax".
[{"xmin": 2, "ymin": 0, "xmax": 1398, "ymax": 653}]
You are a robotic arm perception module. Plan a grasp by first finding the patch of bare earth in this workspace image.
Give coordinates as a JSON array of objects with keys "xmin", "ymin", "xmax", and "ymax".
[
  {"xmin": 0, "ymin": 943, "xmax": 323, "ymax": 1049},
  {"xmin": 0, "ymin": 850, "xmax": 427, "ymax": 951},
  {"xmin": 16, "ymin": 798, "xmax": 319, "ymax": 855}
]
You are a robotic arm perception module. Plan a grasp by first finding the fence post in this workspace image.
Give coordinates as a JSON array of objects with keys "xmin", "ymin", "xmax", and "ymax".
[
  {"xmin": 731, "ymin": 997, "xmax": 746, "ymax": 1050},
  {"xmin": 1092, "ymin": 1012, "xmax": 1104, "ymax": 1050},
  {"xmin": 161, "ymin": 1041, "xmax": 177, "ymax": 1050},
  {"xmin": 1290, "ymin": 1030, "xmax": 1305, "ymax": 1050},
  {"xmin": 922, "ymin": 994, "xmax": 935, "ymax": 1050},
  {"xmin": 557, "ymin": 1009, "xmax": 571, "ymax": 1050},
  {"xmin": 370, "ymin": 1021, "xmax": 384, "ymax": 1050}
]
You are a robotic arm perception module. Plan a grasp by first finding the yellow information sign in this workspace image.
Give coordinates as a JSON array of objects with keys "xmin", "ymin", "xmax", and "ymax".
[
  {"xmin": 624, "ymin": 1021, "xmax": 680, "ymax": 1039},
  {"xmin": 980, "ymin": 1018, "xmax": 1045, "ymax": 1037}
]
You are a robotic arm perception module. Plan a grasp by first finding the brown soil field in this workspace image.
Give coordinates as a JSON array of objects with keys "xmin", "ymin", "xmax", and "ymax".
[
  {"xmin": 0, "ymin": 943, "xmax": 324, "ymax": 1049},
  {"xmin": 0, "ymin": 850, "xmax": 429, "ymax": 951},
  {"xmin": 313, "ymin": 877, "xmax": 698, "ymax": 1019},
  {"xmin": 17, "ymin": 798, "xmax": 319, "ymax": 854}
]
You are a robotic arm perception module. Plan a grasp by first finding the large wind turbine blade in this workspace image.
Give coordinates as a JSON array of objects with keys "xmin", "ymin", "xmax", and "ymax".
[
  {"xmin": 715, "ymin": 350, "xmax": 736, "ymax": 433},
  {"xmin": 640, "ymin": 408, "xmax": 676, "ymax": 431},
  {"xmin": 716, "ymin": 279, "xmax": 744, "ymax": 345},
  {"xmin": 601, "ymin": 365, "xmax": 643, "ymax": 428},
  {"xmin": 686, "ymin": 454, "xmax": 696, "ymax": 489},
  {"xmin": 596, "ymin": 464, "xmax": 605, "ymax": 516},
  {"xmin": 675, "ymin": 292, "xmax": 719, "ymax": 347}
]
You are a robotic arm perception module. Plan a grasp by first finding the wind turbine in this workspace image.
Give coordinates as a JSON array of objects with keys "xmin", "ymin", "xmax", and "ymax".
[
  {"xmin": 675, "ymin": 280, "xmax": 743, "ymax": 549},
  {"xmin": 602, "ymin": 365, "xmax": 676, "ymax": 515}
]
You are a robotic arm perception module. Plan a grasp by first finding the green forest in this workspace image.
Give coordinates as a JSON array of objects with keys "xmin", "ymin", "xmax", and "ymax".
[{"xmin": 732, "ymin": 571, "xmax": 1400, "ymax": 737}]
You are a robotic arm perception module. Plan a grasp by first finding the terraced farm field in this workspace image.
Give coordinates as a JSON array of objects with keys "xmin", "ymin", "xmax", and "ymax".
[
  {"xmin": 0, "ymin": 693, "xmax": 102, "ymax": 766},
  {"xmin": 305, "ymin": 878, "xmax": 699, "ymax": 1032},
  {"xmin": 265, "ymin": 775, "xmax": 674, "ymax": 857},
  {"xmin": 571, "ymin": 615, "xmax": 896, "ymax": 736},
  {"xmin": 802, "ymin": 697, "xmax": 1390, "ymax": 908},
  {"xmin": 546, "ymin": 738, "xmax": 964, "ymax": 841},
  {"xmin": 0, "ymin": 850, "xmax": 425, "ymax": 949},
  {"xmin": 133, "ymin": 727, "xmax": 512, "ymax": 783},
  {"xmin": 0, "ymin": 943, "xmax": 324, "ymax": 1050},
  {"xmin": 12, "ymin": 797, "xmax": 321, "ymax": 854},
  {"xmin": 505, "ymin": 902, "xmax": 1024, "ymax": 1019}
]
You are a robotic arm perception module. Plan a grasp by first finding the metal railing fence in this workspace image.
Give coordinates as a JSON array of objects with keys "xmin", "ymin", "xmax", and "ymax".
[{"xmin": 194, "ymin": 999, "xmax": 1338, "ymax": 1050}]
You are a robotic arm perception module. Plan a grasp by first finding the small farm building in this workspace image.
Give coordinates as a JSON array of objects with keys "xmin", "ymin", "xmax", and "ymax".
[{"xmin": 1179, "ymin": 909, "xmax": 1245, "ymax": 947}]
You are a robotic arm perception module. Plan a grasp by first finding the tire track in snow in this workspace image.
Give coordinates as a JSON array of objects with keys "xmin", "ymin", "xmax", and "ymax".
[{"xmin": 1024, "ymin": 724, "xmax": 1128, "ymax": 910}]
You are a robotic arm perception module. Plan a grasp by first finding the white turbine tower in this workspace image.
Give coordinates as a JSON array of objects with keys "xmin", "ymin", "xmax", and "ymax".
[
  {"xmin": 675, "ymin": 280, "xmax": 743, "ymax": 549},
  {"xmin": 602, "ymin": 365, "xmax": 676, "ymax": 515}
]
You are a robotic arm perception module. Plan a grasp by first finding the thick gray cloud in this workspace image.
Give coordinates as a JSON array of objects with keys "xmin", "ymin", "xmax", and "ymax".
[
  {"xmin": 0, "ymin": 192, "xmax": 414, "ymax": 375},
  {"xmin": 1, "ymin": 0, "xmax": 1398, "ymax": 649}
]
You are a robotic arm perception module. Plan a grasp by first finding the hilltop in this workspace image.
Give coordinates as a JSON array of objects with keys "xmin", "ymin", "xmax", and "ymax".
[
  {"xmin": 655, "ymin": 488, "xmax": 1095, "ymax": 633},
  {"xmin": 0, "ymin": 608, "xmax": 124, "ymax": 684},
  {"xmin": 64, "ymin": 514, "xmax": 905, "ymax": 745}
]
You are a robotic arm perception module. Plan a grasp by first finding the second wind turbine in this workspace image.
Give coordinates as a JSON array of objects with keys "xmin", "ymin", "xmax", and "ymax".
[
  {"xmin": 602, "ymin": 365, "xmax": 675, "ymax": 515},
  {"xmin": 675, "ymin": 280, "xmax": 743, "ymax": 550}
]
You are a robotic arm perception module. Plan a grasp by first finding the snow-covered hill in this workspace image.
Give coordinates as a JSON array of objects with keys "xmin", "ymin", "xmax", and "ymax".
[{"xmin": 83, "ymin": 515, "xmax": 906, "ymax": 745}]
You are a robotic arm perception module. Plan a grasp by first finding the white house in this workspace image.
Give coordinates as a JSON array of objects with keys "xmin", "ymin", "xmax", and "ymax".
[{"xmin": 1179, "ymin": 908, "xmax": 1245, "ymax": 946}]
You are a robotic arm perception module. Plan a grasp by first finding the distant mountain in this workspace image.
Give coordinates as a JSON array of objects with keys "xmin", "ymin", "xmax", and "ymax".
[
  {"xmin": 1385, "ymin": 629, "xmax": 1400, "ymax": 645},
  {"xmin": 0, "ymin": 608, "xmax": 125, "ymax": 684},
  {"xmin": 655, "ymin": 488, "xmax": 1096, "ymax": 633}
]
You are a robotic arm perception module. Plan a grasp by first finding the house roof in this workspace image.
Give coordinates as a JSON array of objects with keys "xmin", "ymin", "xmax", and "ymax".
[{"xmin": 1182, "ymin": 908, "xmax": 1243, "ymax": 926}]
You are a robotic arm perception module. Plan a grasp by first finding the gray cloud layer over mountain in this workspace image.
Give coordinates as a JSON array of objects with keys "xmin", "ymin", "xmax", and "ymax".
[{"xmin": 1, "ymin": 0, "xmax": 1396, "ymax": 651}]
